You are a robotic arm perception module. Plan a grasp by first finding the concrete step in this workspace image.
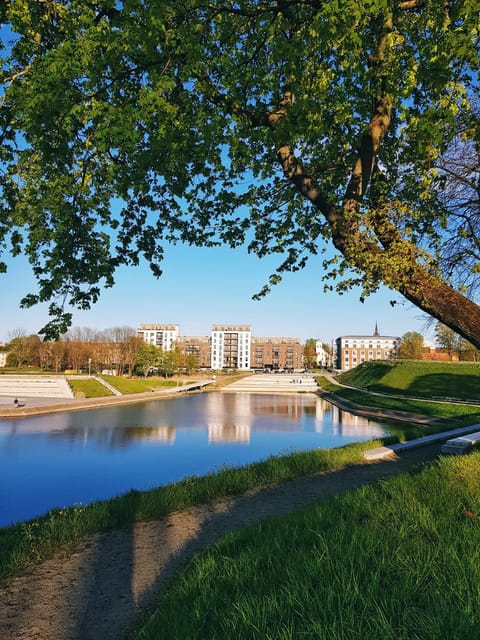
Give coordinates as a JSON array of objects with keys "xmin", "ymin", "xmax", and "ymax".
[{"xmin": 0, "ymin": 376, "xmax": 74, "ymax": 398}]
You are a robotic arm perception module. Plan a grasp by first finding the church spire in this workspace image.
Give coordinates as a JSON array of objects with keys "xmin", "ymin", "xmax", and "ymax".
[{"xmin": 374, "ymin": 322, "xmax": 380, "ymax": 336}]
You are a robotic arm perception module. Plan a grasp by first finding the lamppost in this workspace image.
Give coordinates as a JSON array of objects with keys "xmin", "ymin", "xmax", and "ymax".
[{"xmin": 88, "ymin": 358, "xmax": 92, "ymax": 376}]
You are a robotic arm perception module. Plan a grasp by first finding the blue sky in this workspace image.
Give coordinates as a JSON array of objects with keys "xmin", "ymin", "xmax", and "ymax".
[{"xmin": 0, "ymin": 239, "xmax": 433, "ymax": 346}]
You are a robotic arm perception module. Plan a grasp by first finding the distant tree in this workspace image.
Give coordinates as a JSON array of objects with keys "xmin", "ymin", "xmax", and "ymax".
[
  {"xmin": 158, "ymin": 349, "xmax": 180, "ymax": 378},
  {"xmin": 135, "ymin": 343, "xmax": 161, "ymax": 378},
  {"xmin": 183, "ymin": 353, "xmax": 199, "ymax": 374},
  {"xmin": 64, "ymin": 340, "xmax": 90, "ymax": 372},
  {"xmin": 6, "ymin": 333, "xmax": 41, "ymax": 368},
  {"xmin": 50, "ymin": 341, "xmax": 67, "ymax": 373},
  {"xmin": 303, "ymin": 339, "xmax": 317, "ymax": 369},
  {"xmin": 398, "ymin": 332, "xmax": 424, "ymax": 360},
  {"xmin": 434, "ymin": 323, "xmax": 462, "ymax": 361},
  {"xmin": 458, "ymin": 339, "xmax": 480, "ymax": 363},
  {"xmin": 121, "ymin": 336, "xmax": 143, "ymax": 377}
]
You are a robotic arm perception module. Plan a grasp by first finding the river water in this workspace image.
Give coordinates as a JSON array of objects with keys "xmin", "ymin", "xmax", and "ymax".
[{"xmin": 0, "ymin": 392, "xmax": 396, "ymax": 526}]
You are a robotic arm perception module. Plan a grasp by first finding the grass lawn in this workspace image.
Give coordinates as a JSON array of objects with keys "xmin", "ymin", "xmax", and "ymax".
[
  {"xmin": 316, "ymin": 376, "xmax": 480, "ymax": 429},
  {"xmin": 135, "ymin": 452, "xmax": 480, "ymax": 640},
  {"xmin": 101, "ymin": 375, "xmax": 179, "ymax": 394},
  {"xmin": 338, "ymin": 360, "xmax": 480, "ymax": 401},
  {"xmin": 68, "ymin": 378, "xmax": 114, "ymax": 398}
]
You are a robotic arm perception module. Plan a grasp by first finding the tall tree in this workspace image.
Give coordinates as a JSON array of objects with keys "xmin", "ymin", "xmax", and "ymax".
[
  {"xmin": 135, "ymin": 343, "xmax": 160, "ymax": 378},
  {"xmin": 303, "ymin": 338, "xmax": 317, "ymax": 369},
  {"xmin": 434, "ymin": 323, "xmax": 462, "ymax": 361},
  {"xmin": 397, "ymin": 331, "xmax": 424, "ymax": 360},
  {"xmin": 1, "ymin": 2, "xmax": 479, "ymax": 342}
]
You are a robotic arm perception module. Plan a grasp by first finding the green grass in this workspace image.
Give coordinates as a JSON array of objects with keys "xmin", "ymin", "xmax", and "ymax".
[
  {"xmin": 338, "ymin": 360, "xmax": 480, "ymax": 401},
  {"xmin": 134, "ymin": 452, "xmax": 480, "ymax": 640},
  {"xmin": 68, "ymin": 378, "xmax": 114, "ymax": 398},
  {"xmin": 317, "ymin": 376, "xmax": 480, "ymax": 424},
  {"xmin": 0, "ymin": 441, "xmax": 378, "ymax": 582},
  {"xmin": 101, "ymin": 375, "xmax": 180, "ymax": 394}
]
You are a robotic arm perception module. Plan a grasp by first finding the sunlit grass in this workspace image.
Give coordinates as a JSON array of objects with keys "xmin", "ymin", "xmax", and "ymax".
[
  {"xmin": 339, "ymin": 361, "xmax": 480, "ymax": 401},
  {"xmin": 68, "ymin": 378, "xmax": 114, "ymax": 398},
  {"xmin": 101, "ymin": 375, "xmax": 179, "ymax": 394},
  {"xmin": 317, "ymin": 376, "xmax": 480, "ymax": 427},
  {"xmin": 135, "ymin": 452, "xmax": 480, "ymax": 640}
]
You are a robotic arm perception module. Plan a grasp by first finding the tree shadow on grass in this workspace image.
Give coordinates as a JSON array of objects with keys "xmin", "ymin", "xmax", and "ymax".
[{"xmin": 406, "ymin": 374, "xmax": 480, "ymax": 401}]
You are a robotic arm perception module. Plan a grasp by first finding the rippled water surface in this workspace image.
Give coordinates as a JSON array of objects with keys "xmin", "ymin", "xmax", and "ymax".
[{"xmin": 0, "ymin": 392, "xmax": 395, "ymax": 526}]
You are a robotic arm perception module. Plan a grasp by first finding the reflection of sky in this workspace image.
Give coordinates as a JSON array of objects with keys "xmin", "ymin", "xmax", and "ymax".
[{"xmin": 0, "ymin": 393, "xmax": 392, "ymax": 527}]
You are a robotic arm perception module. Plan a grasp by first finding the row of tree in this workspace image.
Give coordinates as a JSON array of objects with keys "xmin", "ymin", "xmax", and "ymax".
[
  {"xmin": 2, "ymin": 327, "xmax": 211, "ymax": 375},
  {"xmin": 398, "ymin": 325, "xmax": 480, "ymax": 362}
]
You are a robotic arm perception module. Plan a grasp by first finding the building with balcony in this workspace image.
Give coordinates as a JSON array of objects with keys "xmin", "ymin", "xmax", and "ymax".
[
  {"xmin": 136, "ymin": 324, "xmax": 180, "ymax": 351},
  {"xmin": 177, "ymin": 335, "xmax": 212, "ymax": 369},
  {"xmin": 251, "ymin": 337, "xmax": 303, "ymax": 371},
  {"xmin": 211, "ymin": 325, "xmax": 251, "ymax": 370}
]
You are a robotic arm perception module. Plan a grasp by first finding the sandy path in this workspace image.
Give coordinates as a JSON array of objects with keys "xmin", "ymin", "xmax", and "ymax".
[{"xmin": 0, "ymin": 442, "xmax": 442, "ymax": 640}]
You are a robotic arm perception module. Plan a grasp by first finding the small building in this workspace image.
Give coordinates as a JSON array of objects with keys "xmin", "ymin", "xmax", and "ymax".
[
  {"xmin": 315, "ymin": 340, "xmax": 330, "ymax": 368},
  {"xmin": 334, "ymin": 324, "xmax": 400, "ymax": 371}
]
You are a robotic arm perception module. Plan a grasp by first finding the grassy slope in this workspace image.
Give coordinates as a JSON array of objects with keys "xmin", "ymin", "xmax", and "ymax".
[
  {"xmin": 338, "ymin": 360, "xmax": 480, "ymax": 401},
  {"xmin": 136, "ymin": 452, "xmax": 480, "ymax": 640}
]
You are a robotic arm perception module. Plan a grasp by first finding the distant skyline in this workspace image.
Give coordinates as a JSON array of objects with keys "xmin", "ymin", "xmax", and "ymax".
[{"xmin": 0, "ymin": 241, "xmax": 434, "ymax": 346}]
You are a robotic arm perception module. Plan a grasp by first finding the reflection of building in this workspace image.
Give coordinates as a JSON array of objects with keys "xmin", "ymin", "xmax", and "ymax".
[
  {"xmin": 251, "ymin": 337, "xmax": 303, "ymax": 371},
  {"xmin": 136, "ymin": 324, "xmax": 179, "ymax": 350},
  {"xmin": 211, "ymin": 325, "xmax": 251, "ymax": 370},
  {"xmin": 314, "ymin": 398, "xmax": 385, "ymax": 437},
  {"xmin": 205, "ymin": 392, "xmax": 252, "ymax": 442},
  {"xmin": 334, "ymin": 324, "xmax": 399, "ymax": 371},
  {"xmin": 123, "ymin": 426, "xmax": 177, "ymax": 444},
  {"xmin": 208, "ymin": 423, "xmax": 251, "ymax": 443}
]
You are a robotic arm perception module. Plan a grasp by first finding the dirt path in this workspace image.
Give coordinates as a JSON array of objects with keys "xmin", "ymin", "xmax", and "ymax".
[{"xmin": 0, "ymin": 441, "xmax": 443, "ymax": 640}]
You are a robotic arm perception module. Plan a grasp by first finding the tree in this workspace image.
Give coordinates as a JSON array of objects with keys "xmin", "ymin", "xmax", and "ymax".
[
  {"xmin": 397, "ymin": 331, "xmax": 424, "ymax": 360},
  {"xmin": 6, "ymin": 332, "xmax": 41, "ymax": 368},
  {"xmin": 434, "ymin": 323, "xmax": 462, "ymax": 361},
  {"xmin": 1, "ymin": 2, "xmax": 479, "ymax": 342},
  {"xmin": 158, "ymin": 349, "xmax": 180, "ymax": 378},
  {"xmin": 135, "ymin": 343, "xmax": 161, "ymax": 378},
  {"xmin": 303, "ymin": 339, "xmax": 317, "ymax": 369},
  {"xmin": 458, "ymin": 338, "xmax": 480, "ymax": 363}
]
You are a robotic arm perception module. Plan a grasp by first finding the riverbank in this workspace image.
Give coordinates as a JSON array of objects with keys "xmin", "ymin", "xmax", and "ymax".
[
  {"xmin": 0, "ymin": 376, "xmax": 228, "ymax": 418},
  {"xmin": 0, "ymin": 439, "xmax": 446, "ymax": 640}
]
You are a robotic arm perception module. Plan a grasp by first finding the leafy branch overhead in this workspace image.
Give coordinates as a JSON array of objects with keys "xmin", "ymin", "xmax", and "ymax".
[{"xmin": 0, "ymin": 0, "xmax": 479, "ymax": 341}]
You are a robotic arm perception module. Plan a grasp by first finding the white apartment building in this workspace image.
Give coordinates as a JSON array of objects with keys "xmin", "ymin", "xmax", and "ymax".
[
  {"xmin": 211, "ymin": 325, "xmax": 251, "ymax": 370},
  {"xmin": 136, "ymin": 324, "xmax": 180, "ymax": 351},
  {"xmin": 334, "ymin": 324, "xmax": 400, "ymax": 371}
]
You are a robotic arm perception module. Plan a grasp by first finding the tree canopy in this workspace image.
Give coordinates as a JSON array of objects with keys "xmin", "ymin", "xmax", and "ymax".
[
  {"xmin": 1, "ymin": 1, "xmax": 479, "ymax": 340},
  {"xmin": 398, "ymin": 330, "xmax": 424, "ymax": 360}
]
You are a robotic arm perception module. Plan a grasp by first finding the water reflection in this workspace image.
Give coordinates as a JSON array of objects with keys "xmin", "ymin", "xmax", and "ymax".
[{"xmin": 0, "ymin": 393, "xmax": 394, "ymax": 526}]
